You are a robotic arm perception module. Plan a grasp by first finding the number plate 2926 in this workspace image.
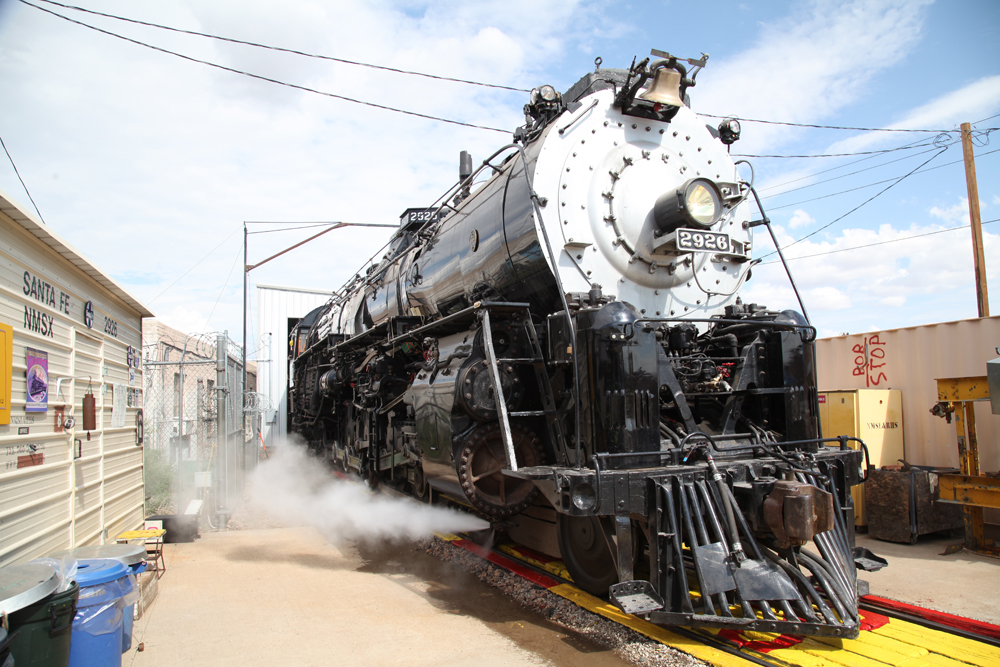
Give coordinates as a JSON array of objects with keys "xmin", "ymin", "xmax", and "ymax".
[{"xmin": 676, "ymin": 229, "xmax": 730, "ymax": 253}]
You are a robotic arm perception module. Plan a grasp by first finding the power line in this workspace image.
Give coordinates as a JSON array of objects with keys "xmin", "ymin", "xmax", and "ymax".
[
  {"xmin": 32, "ymin": 0, "xmax": 531, "ymax": 94},
  {"xmin": 766, "ymin": 146, "xmax": 1000, "ymax": 211},
  {"xmin": 203, "ymin": 239, "xmax": 245, "ymax": 333},
  {"xmin": 244, "ymin": 220, "xmax": 397, "ymax": 225},
  {"xmin": 19, "ymin": 0, "xmax": 510, "ymax": 134},
  {"xmin": 758, "ymin": 147, "xmax": 949, "ymax": 259},
  {"xmin": 247, "ymin": 223, "xmax": 344, "ymax": 235},
  {"xmin": 148, "ymin": 227, "xmax": 242, "ymax": 304},
  {"xmin": 32, "ymin": 0, "xmax": 1000, "ymax": 137},
  {"xmin": 759, "ymin": 218, "xmax": 1000, "ymax": 264},
  {"xmin": 0, "ymin": 133, "xmax": 46, "ymax": 223},
  {"xmin": 761, "ymin": 143, "xmax": 947, "ymax": 198},
  {"xmin": 734, "ymin": 139, "xmax": 945, "ymax": 159},
  {"xmin": 758, "ymin": 135, "xmax": 935, "ymax": 193},
  {"xmin": 700, "ymin": 112, "xmax": 953, "ymax": 134},
  {"xmin": 762, "ymin": 148, "xmax": 937, "ymax": 199}
]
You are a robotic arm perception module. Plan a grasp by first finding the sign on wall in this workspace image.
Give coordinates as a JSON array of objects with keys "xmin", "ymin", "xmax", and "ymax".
[{"xmin": 25, "ymin": 347, "xmax": 48, "ymax": 412}]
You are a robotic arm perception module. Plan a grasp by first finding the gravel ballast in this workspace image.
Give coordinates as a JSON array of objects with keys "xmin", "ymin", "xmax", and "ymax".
[{"xmin": 422, "ymin": 537, "xmax": 709, "ymax": 667}]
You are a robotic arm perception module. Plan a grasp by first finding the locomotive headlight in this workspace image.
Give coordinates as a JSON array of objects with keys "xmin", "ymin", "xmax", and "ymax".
[
  {"xmin": 530, "ymin": 85, "xmax": 559, "ymax": 104},
  {"xmin": 718, "ymin": 118, "xmax": 741, "ymax": 145},
  {"xmin": 653, "ymin": 177, "xmax": 723, "ymax": 234},
  {"xmin": 538, "ymin": 84, "xmax": 558, "ymax": 102}
]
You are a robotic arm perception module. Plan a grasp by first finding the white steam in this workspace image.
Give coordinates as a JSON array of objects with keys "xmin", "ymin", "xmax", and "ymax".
[{"xmin": 250, "ymin": 442, "xmax": 488, "ymax": 543}]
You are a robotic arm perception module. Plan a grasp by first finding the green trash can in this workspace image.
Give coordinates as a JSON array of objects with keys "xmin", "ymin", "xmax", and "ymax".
[{"xmin": 0, "ymin": 563, "xmax": 78, "ymax": 667}]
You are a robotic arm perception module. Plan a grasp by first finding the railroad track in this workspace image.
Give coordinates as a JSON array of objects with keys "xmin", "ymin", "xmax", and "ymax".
[{"xmin": 435, "ymin": 532, "xmax": 1000, "ymax": 667}]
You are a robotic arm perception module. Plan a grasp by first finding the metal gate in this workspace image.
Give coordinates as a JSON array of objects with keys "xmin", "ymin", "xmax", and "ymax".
[{"xmin": 141, "ymin": 331, "xmax": 246, "ymax": 528}]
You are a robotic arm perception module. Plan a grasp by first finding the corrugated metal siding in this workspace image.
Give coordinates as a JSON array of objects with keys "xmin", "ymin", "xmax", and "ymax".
[
  {"xmin": 256, "ymin": 285, "xmax": 331, "ymax": 448},
  {"xmin": 816, "ymin": 316, "xmax": 1000, "ymax": 472},
  {"xmin": 0, "ymin": 200, "xmax": 148, "ymax": 565}
]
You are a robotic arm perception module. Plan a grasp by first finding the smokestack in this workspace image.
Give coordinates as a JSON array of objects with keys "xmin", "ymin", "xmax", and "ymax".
[{"xmin": 454, "ymin": 150, "xmax": 473, "ymax": 205}]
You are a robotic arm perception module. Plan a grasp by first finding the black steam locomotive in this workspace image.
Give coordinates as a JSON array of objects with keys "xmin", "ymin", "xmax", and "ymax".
[{"xmin": 289, "ymin": 52, "xmax": 875, "ymax": 638}]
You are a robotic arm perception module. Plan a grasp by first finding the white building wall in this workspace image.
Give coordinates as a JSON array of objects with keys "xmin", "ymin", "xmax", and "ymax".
[
  {"xmin": 0, "ymin": 188, "xmax": 152, "ymax": 565},
  {"xmin": 256, "ymin": 284, "xmax": 331, "ymax": 448}
]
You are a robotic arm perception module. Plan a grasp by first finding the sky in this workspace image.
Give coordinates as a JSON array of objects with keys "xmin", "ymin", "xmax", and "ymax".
[{"xmin": 0, "ymin": 0, "xmax": 998, "ymax": 354}]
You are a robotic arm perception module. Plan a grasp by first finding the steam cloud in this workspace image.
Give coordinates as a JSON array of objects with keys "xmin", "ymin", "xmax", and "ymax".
[{"xmin": 250, "ymin": 441, "xmax": 488, "ymax": 543}]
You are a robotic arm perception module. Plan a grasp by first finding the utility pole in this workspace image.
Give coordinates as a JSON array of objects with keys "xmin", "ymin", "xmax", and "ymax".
[{"xmin": 961, "ymin": 122, "xmax": 989, "ymax": 317}]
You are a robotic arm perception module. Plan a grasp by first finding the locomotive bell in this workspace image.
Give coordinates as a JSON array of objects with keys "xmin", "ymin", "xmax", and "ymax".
[{"xmin": 639, "ymin": 67, "xmax": 684, "ymax": 107}]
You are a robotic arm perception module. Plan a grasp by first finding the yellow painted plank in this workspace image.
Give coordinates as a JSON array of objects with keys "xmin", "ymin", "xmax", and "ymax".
[
  {"xmin": 497, "ymin": 544, "xmax": 574, "ymax": 582},
  {"xmin": 796, "ymin": 638, "xmax": 897, "ymax": 667},
  {"xmin": 766, "ymin": 647, "xmax": 845, "ymax": 667},
  {"xmin": 547, "ymin": 583, "xmax": 755, "ymax": 667},
  {"xmin": 433, "ymin": 532, "xmax": 462, "ymax": 541},
  {"xmin": 811, "ymin": 630, "xmax": 929, "ymax": 661},
  {"xmin": 898, "ymin": 653, "xmax": 986, "ymax": 667},
  {"xmin": 872, "ymin": 621, "xmax": 1000, "ymax": 667}
]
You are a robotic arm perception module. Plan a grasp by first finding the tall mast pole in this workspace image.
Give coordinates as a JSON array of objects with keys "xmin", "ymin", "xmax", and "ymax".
[{"xmin": 961, "ymin": 122, "xmax": 989, "ymax": 317}]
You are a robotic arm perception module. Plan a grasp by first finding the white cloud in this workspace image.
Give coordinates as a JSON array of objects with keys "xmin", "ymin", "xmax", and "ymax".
[
  {"xmin": 0, "ymin": 0, "xmax": 617, "ymax": 342},
  {"xmin": 929, "ymin": 198, "xmax": 970, "ymax": 225},
  {"xmin": 828, "ymin": 75, "xmax": 1000, "ymax": 154},
  {"xmin": 743, "ymin": 214, "xmax": 1000, "ymax": 332},
  {"xmin": 788, "ymin": 209, "xmax": 815, "ymax": 228},
  {"xmin": 809, "ymin": 286, "xmax": 852, "ymax": 310},
  {"xmin": 167, "ymin": 305, "xmax": 210, "ymax": 335},
  {"xmin": 696, "ymin": 0, "xmax": 933, "ymax": 153},
  {"xmin": 878, "ymin": 295, "xmax": 906, "ymax": 307}
]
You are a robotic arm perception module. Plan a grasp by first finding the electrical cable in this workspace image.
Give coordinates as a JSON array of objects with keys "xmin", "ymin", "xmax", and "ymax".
[
  {"xmin": 31, "ymin": 0, "xmax": 531, "ymax": 93},
  {"xmin": 19, "ymin": 0, "xmax": 510, "ymax": 134},
  {"xmin": 202, "ymin": 239, "xmax": 245, "ymax": 333},
  {"xmin": 247, "ymin": 223, "xmax": 349, "ymax": 235},
  {"xmin": 758, "ymin": 135, "xmax": 936, "ymax": 193},
  {"xmin": 762, "ymin": 143, "xmax": 950, "ymax": 198},
  {"xmin": 699, "ymin": 112, "xmax": 954, "ymax": 134},
  {"xmin": 758, "ymin": 127, "xmax": 989, "ymax": 196},
  {"xmin": 33, "ymin": 0, "xmax": 1000, "ymax": 136},
  {"xmin": 0, "ymin": 133, "xmax": 46, "ymax": 223},
  {"xmin": 734, "ymin": 139, "xmax": 944, "ymax": 159},
  {"xmin": 148, "ymin": 226, "xmax": 242, "ymax": 304},
  {"xmin": 757, "ymin": 146, "xmax": 949, "ymax": 259},
  {"xmin": 758, "ymin": 218, "xmax": 999, "ymax": 265},
  {"xmin": 766, "ymin": 145, "xmax": 999, "ymax": 211}
]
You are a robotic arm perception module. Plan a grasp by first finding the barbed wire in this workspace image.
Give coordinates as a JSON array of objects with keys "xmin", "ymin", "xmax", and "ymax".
[{"xmin": 243, "ymin": 391, "xmax": 273, "ymax": 414}]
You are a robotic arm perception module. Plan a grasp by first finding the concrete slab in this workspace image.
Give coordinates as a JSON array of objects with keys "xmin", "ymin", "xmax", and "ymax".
[
  {"xmin": 126, "ymin": 526, "xmax": 629, "ymax": 667},
  {"xmin": 858, "ymin": 532, "xmax": 1000, "ymax": 624}
]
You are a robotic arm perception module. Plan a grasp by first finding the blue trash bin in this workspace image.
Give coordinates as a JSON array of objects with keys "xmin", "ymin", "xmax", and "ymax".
[
  {"xmin": 67, "ymin": 559, "xmax": 133, "ymax": 667},
  {"xmin": 51, "ymin": 545, "xmax": 144, "ymax": 652}
]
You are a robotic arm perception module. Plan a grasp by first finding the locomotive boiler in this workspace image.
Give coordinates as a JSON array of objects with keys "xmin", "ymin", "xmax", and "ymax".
[{"xmin": 289, "ymin": 51, "xmax": 877, "ymax": 638}]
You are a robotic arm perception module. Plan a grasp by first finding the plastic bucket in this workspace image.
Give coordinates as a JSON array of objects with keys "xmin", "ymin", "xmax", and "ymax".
[
  {"xmin": 5, "ymin": 581, "xmax": 78, "ymax": 667},
  {"xmin": 51, "ymin": 545, "xmax": 145, "ymax": 652},
  {"xmin": 121, "ymin": 562, "xmax": 146, "ymax": 652},
  {"xmin": 67, "ymin": 560, "xmax": 132, "ymax": 667}
]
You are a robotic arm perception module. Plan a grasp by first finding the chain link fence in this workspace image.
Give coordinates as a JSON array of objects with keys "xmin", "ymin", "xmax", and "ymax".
[{"xmin": 142, "ymin": 330, "xmax": 249, "ymax": 528}]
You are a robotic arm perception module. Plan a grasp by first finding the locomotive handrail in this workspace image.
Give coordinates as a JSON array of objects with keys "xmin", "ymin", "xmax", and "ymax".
[
  {"xmin": 383, "ymin": 301, "xmax": 532, "ymax": 345},
  {"xmin": 511, "ymin": 142, "xmax": 584, "ymax": 469}
]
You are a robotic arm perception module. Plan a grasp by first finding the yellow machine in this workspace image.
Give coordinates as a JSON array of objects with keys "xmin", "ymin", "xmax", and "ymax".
[
  {"xmin": 819, "ymin": 389, "xmax": 904, "ymax": 526},
  {"xmin": 931, "ymin": 373, "xmax": 1000, "ymax": 558}
]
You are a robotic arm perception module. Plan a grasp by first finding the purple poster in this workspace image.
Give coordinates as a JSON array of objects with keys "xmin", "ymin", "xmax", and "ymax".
[{"xmin": 26, "ymin": 347, "xmax": 48, "ymax": 412}]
